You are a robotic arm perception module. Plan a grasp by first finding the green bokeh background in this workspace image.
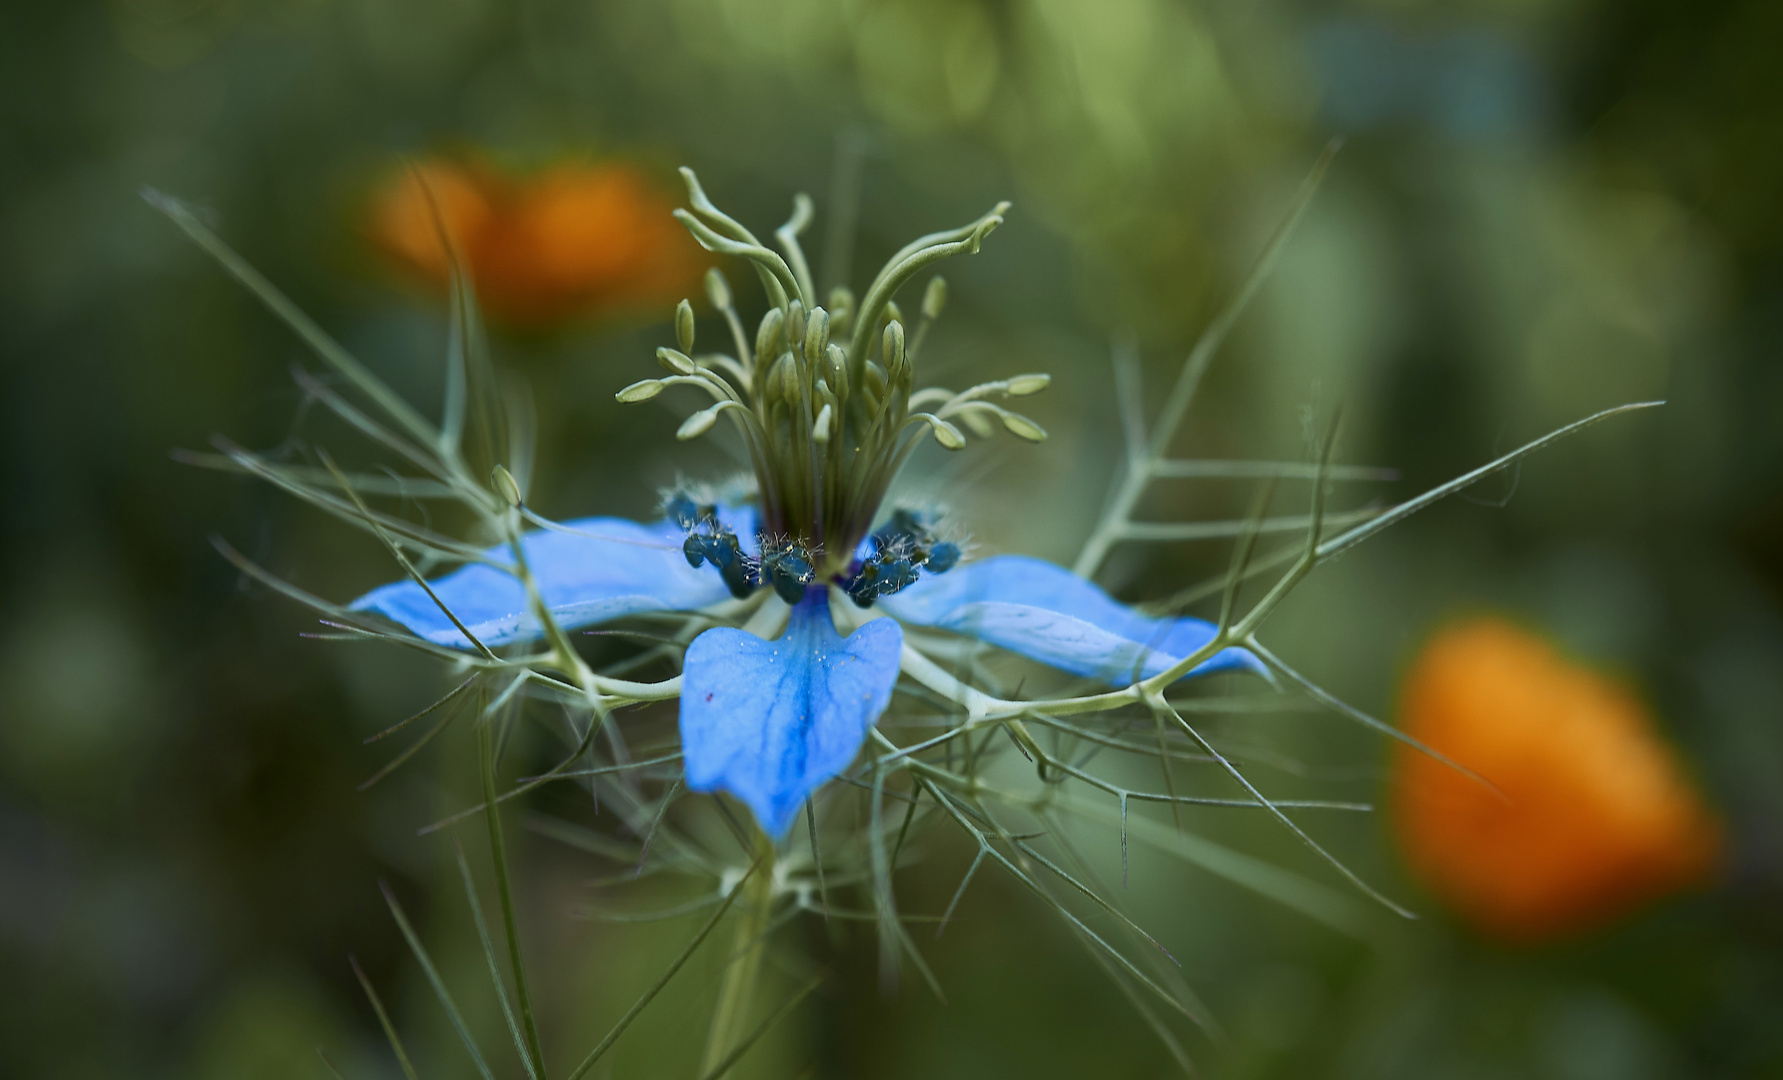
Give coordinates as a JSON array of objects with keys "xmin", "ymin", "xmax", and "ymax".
[{"xmin": 3, "ymin": 1, "xmax": 1780, "ymax": 1077}]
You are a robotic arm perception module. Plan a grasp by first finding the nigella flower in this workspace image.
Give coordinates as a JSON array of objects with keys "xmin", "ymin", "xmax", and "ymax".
[
  {"xmin": 151, "ymin": 156, "xmax": 1659, "ymax": 1073},
  {"xmin": 351, "ymin": 169, "xmax": 1261, "ymax": 837}
]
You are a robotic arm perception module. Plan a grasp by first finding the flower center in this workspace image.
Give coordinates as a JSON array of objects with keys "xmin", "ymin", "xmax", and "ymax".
[
  {"xmin": 740, "ymin": 294, "xmax": 922, "ymax": 568},
  {"xmin": 620, "ymin": 170, "xmax": 1052, "ymax": 607}
]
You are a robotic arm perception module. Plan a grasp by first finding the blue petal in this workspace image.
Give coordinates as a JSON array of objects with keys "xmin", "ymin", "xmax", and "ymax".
[
  {"xmin": 350, "ymin": 508, "xmax": 756, "ymax": 649},
  {"xmin": 680, "ymin": 589, "xmax": 903, "ymax": 837},
  {"xmin": 880, "ymin": 554, "xmax": 1263, "ymax": 685}
]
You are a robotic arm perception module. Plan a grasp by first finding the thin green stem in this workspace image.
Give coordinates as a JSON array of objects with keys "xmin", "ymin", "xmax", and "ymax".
[
  {"xmin": 350, "ymin": 955, "xmax": 422, "ymax": 1080},
  {"xmin": 1072, "ymin": 142, "xmax": 1338, "ymax": 580},
  {"xmin": 563, "ymin": 867, "xmax": 757, "ymax": 1080},
  {"xmin": 480, "ymin": 721, "xmax": 548, "ymax": 1079},
  {"xmin": 701, "ymin": 832, "xmax": 777, "ymax": 1075},
  {"xmin": 696, "ymin": 976, "xmax": 822, "ymax": 1080}
]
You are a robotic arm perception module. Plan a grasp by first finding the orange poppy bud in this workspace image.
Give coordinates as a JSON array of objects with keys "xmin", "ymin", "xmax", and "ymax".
[
  {"xmin": 364, "ymin": 157, "xmax": 708, "ymax": 327},
  {"xmin": 1391, "ymin": 617, "xmax": 1720, "ymax": 943}
]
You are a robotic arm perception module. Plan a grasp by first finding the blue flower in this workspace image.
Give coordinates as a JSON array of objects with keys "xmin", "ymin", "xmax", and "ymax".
[
  {"xmin": 351, "ymin": 514, "xmax": 1261, "ymax": 837},
  {"xmin": 348, "ymin": 173, "xmax": 1263, "ymax": 839}
]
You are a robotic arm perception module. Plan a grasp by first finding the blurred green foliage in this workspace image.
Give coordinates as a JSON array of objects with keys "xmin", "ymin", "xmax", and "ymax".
[{"xmin": 3, "ymin": 0, "xmax": 1781, "ymax": 1077}]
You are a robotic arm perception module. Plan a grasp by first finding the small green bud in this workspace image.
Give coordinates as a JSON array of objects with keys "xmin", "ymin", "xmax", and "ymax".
[
  {"xmin": 882, "ymin": 300, "xmax": 904, "ymax": 337},
  {"xmin": 882, "ymin": 320, "xmax": 906, "ymax": 378},
  {"xmin": 616, "ymin": 378, "xmax": 665, "ymax": 403},
  {"xmin": 1006, "ymin": 373, "xmax": 1051, "ymax": 396},
  {"xmin": 924, "ymin": 415, "xmax": 966, "ymax": 450},
  {"xmin": 803, "ymin": 306, "xmax": 829, "ymax": 366},
  {"xmin": 783, "ymin": 353, "xmax": 809, "ymax": 403},
  {"xmin": 677, "ymin": 408, "xmax": 718, "ymax": 440},
  {"xmin": 921, "ymin": 276, "xmax": 947, "ymax": 321},
  {"xmin": 1001, "ymin": 411, "xmax": 1048, "ymax": 442},
  {"xmin": 754, "ymin": 308, "xmax": 785, "ymax": 367},
  {"xmin": 704, "ymin": 267, "xmax": 731, "ymax": 311},
  {"xmin": 766, "ymin": 353, "xmax": 798, "ymax": 406},
  {"xmin": 812, "ymin": 402, "xmax": 833, "ymax": 443},
  {"xmin": 825, "ymin": 344, "xmax": 849, "ymax": 400},
  {"xmin": 827, "ymin": 285, "xmax": 855, "ymax": 333},
  {"xmin": 490, "ymin": 464, "xmax": 523, "ymax": 507},
  {"xmin": 785, "ymin": 300, "xmax": 806, "ymax": 357},
  {"xmin": 675, "ymin": 299, "xmax": 696, "ymax": 354},
  {"xmin": 863, "ymin": 360, "xmax": 888, "ymax": 398},
  {"xmin": 656, "ymin": 347, "xmax": 697, "ymax": 376}
]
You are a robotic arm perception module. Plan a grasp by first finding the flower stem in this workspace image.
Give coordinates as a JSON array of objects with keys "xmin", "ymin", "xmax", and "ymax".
[{"xmin": 701, "ymin": 832, "xmax": 776, "ymax": 1076}]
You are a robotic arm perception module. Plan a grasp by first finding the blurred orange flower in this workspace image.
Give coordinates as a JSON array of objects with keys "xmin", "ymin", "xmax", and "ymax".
[
  {"xmin": 365, "ymin": 157, "xmax": 708, "ymax": 327},
  {"xmin": 1391, "ymin": 617, "xmax": 1720, "ymax": 943}
]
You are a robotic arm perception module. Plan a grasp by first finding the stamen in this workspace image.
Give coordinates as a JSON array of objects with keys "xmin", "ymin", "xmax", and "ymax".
[
  {"xmin": 669, "ymin": 494, "xmax": 759, "ymax": 600},
  {"xmin": 760, "ymin": 540, "xmax": 818, "ymax": 605},
  {"xmin": 842, "ymin": 508, "xmax": 963, "ymax": 607},
  {"xmin": 632, "ymin": 173, "xmax": 1048, "ymax": 583},
  {"xmin": 907, "ymin": 413, "xmax": 966, "ymax": 450},
  {"xmin": 656, "ymin": 346, "xmax": 698, "ymax": 376},
  {"xmin": 664, "ymin": 492, "xmax": 705, "ymax": 529},
  {"xmin": 675, "ymin": 298, "xmax": 696, "ymax": 354},
  {"xmin": 827, "ymin": 286, "xmax": 855, "ymax": 336},
  {"xmin": 617, "ymin": 379, "xmax": 664, "ymax": 402},
  {"xmin": 676, "ymin": 408, "xmax": 718, "ymax": 440}
]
